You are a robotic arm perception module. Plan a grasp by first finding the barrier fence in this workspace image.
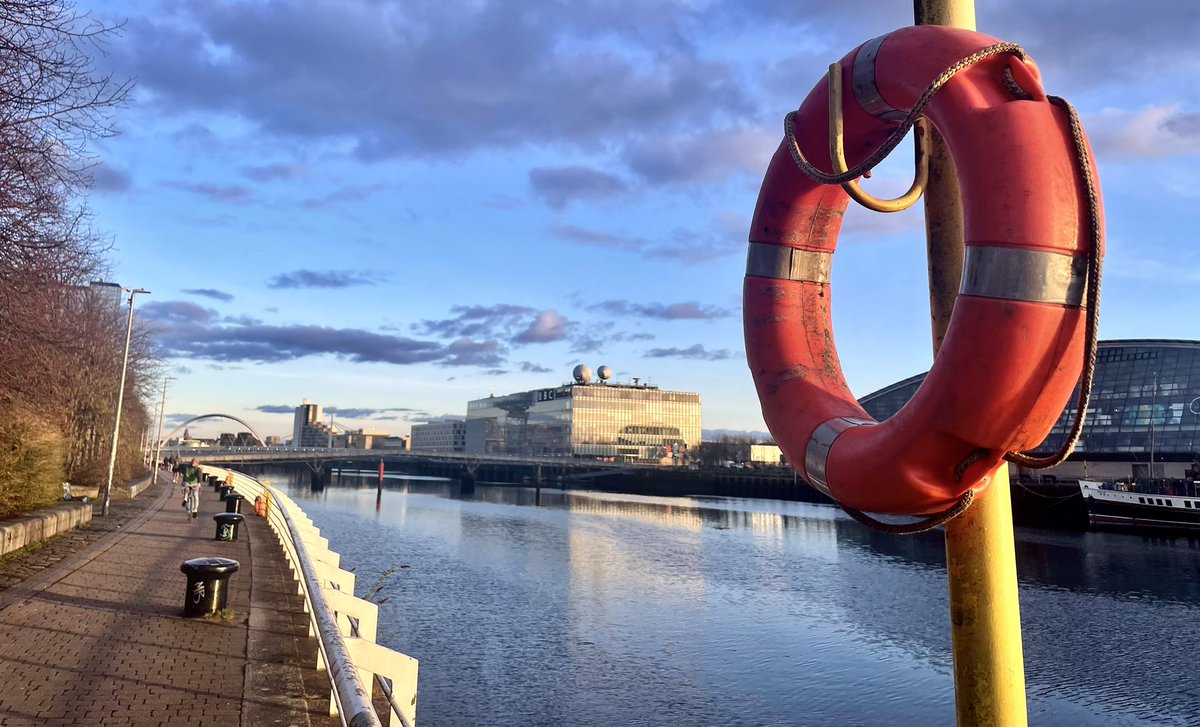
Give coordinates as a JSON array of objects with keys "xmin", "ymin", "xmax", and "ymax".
[{"xmin": 201, "ymin": 466, "xmax": 418, "ymax": 727}]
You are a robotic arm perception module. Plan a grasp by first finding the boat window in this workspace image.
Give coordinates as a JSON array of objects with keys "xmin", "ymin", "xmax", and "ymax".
[
  {"xmin": 1166, "ymin": 500, "xmax": 1173, "ymax": 507},
  {"xmin": 1157, "ymin": 499, "xmax": 1165, "ymax": 506},
  {"xmin": 1186, "ymin": 501, "xmax": 1193, "ymax": 509},
  {"xmin": 1138, "ymin": 497, "xmax": 1145, "ymax": 503}
]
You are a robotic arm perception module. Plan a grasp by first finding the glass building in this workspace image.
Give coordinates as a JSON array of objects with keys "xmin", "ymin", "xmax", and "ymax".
[
  {"xmin": 859, "ymin": 340, "xmax": 1200, "ymax": 466},
  {"xmin": 466, "ymin": 381, "xmax": 701, "ymax": 463}
]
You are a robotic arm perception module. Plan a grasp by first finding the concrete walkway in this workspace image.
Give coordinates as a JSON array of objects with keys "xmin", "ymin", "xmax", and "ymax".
[{"xmin": 0, "ymin": 478, "xmax": 332, "ymax": 726}]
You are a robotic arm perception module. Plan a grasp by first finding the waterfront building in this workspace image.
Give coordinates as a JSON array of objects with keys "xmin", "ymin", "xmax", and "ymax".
[
  {"xmin": 750, "ymin": 443, "xmax": 786, "ymax": 466},
  {"xmin": 411, "ymin": 421, "xmax": 466, "ymax": 452},
  {"xmin": 464, "ymin": 365, "xmax": 701, "ymax": 463},
  {"xmin": 292, "ymin": 399, "xmax": 335, "ymax": 448},
  {"xmin": 859, "ymin": 339, "xmax": 1200, "ymax": 480},
  {"xmin": 330, "ymin": 428, "xmax": 391, "ymax": 449}
]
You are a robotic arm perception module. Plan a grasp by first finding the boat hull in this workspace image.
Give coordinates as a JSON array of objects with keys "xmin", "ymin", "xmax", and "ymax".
[{"xmin": 1079, "ymin": 480, "xmax": 1200, "ymax": 533}]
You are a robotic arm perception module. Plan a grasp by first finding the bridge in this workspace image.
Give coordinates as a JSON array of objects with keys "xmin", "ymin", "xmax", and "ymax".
[{"xmin": 167, "ymin": 445, "xmax": 640, "ymax": 487}]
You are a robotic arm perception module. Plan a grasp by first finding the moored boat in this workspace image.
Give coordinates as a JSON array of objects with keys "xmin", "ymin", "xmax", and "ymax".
[{"xmin": 1079, "ymin": 479, "xmax": 1200, "ymax": 532}]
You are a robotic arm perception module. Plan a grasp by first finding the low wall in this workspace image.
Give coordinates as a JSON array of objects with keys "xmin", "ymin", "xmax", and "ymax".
[{"xmin": 0, "ymin": 502, "xmax": 93, "ymax": 557}]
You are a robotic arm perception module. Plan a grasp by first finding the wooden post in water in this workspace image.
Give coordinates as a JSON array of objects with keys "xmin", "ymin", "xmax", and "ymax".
[
  {"xmin": 376, "ymin": 459, "xmax": 384, "ymax": 511},
  {"xmin": 913, "ymin": 1, "xmax": 1028, "ymax": 724}
]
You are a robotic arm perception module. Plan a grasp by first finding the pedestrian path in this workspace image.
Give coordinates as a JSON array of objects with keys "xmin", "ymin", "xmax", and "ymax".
[{"xmin": 0, "ymin": 478, "xmax": 331, "ymax": 726}]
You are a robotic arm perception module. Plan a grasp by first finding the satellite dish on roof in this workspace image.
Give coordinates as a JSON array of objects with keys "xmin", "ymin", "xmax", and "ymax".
[
  {"xmin": 597, "ymin": 365, "xmax": 613, "ymax": 381},
  {"xmin": 573, "ymin": 364, "xmax": 593, "ymax": 384}
]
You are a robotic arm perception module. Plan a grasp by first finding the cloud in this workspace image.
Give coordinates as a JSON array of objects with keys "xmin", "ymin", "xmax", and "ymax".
[
  {"xmin": 147, "ymin": 302, "xmax": 455, "ymax": 365},
  {"xmin": 624, "ymin": 126, "xmax": 777, "ymax": 184},
  {"xmin": 591, "ymin": 300, "xmax": 732, "ymax": 320},
  {"xmin": 266, "ymin": 269, "xmax": 384, "ymax": 289},
  {"xmin": 519, "ymin": 361, "xmax": 553, "ymax": 373},
  {"xmin": 414, "ymin": 304, "xmax": 537, "ymax": 339},
  {"xmin": 167, "ymin": 181, "xmax": 255, "ymax": 204},
  {"xmin": 548, "ymin": 224, "xmax": 645, "ymax": 253},
  {"xmin": 644, "ymin": 343, "xmax": 733, "ymax": 361},
  {"xmin": 302, "ymin": 183, "xmax": 390, "ymax": 210},
  {"xmin": 1085, "ymin": 105, "xmax": 1200, "ymax": 161},
  {"xmin": 115, "ymin": 1, "xmax": 747, "ymax": 159},
  {"xmin": 549, "ymin": 221, "xmax": 742, "ymax": 262},
  {"xmin": 514, "ymin": 310, "xmax": 568, "ymax": 343},
  {"xmin": 183, "ymin": 288, "xmax": 235, "ymax": 302},
  {"xmin": 529, "ymin": 166, "xmax": 627, "ymax": 208},
  {"xmin": 325, "ymin": 406, "xmax": 421, "ymax": 419},
  {"xmin": 255, "ymin": 405, "xmax": 295, "ymax": 414},
  {"xmin": 89, "ymin": 163, "xmax": 133, "ymax": 193},
  {"xmin": 241, "ymin": 163, "xmax": 303, "ymax": 181},
  {"xmin": 142, "ymin": 301, "xmax": 218, "ymax": 325},
  {"xmin": 441, "ymin": 338, "xmax": 506, "ymax": 367}
]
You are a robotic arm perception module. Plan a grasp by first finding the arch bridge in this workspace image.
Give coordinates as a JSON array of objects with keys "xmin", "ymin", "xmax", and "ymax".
[{"xmin": 160, "ymin": 414, "xmax": 268, "ymax": 448}]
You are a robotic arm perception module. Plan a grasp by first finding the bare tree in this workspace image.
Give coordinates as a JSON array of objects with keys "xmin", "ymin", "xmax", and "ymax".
[{"xmin": 0, "ymin": 0, "xmax": 143, "ymax": 514}]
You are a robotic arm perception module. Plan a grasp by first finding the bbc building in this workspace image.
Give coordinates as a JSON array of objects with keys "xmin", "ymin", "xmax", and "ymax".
[
  {"xmin": 464, "ymin": 365, "xmax": 701, "ymax": 464},
  {"xmin": 859, "ymin": 340, "xmax": 1200, "ymax": 481}
]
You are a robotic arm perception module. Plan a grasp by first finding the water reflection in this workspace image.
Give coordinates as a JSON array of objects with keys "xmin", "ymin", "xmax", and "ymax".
[{"xmin": 273, "ymin": 469, "xmax": 1200, "ymax": 726}]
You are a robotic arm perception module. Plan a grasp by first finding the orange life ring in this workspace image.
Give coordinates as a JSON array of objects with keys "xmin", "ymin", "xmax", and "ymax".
[{"xmin": 744, "ymin": 26, "xmax": 1102, "ymax": 516}]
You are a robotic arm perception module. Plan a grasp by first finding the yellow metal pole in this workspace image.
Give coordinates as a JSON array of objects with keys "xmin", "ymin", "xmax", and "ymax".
[{"xmin": 913, "ymin": 1, "xmax": 1028, "ymax": 725}]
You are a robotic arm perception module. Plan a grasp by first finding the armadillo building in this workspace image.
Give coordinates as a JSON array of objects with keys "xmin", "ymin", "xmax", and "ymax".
[
  {"xmin": 859, "ymin": 340, "xmax": 1200, "ymax": 481},
  {"xmin": 465, "ymin": 365, "xmax": 701, "ymax": 464}
]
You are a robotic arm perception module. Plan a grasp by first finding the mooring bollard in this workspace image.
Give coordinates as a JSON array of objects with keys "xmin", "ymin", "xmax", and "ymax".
[
  {"xmin": 179, "ymin": 557, "xmax": 240, "ymax": 617},
  {"xmin": 224, "ymin": 493, "xmax": 245, "ymax": 514},
  {"xmin": 213, "ymin": 512, "xmax": 245, "ymax": 541},
  {"xmin": 218, "ymin": 485, "xmax": 234, "ymax": 501}
]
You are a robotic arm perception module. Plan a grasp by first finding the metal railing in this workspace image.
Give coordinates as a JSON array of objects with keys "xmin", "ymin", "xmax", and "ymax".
[{"xmin": 202, "ymin": 466, "xmax": 418, "ymax": 727}]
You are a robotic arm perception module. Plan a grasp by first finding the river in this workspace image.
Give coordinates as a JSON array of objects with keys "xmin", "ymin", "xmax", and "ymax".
[{"xmin": 263, "ymin": 469, "xmax": 1200, "ymax": 726}]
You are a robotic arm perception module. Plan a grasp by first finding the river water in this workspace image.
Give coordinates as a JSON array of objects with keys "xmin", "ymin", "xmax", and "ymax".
[{"xmin": 265, "ymin": 469, "xmax": 1200, "ymax": 726}]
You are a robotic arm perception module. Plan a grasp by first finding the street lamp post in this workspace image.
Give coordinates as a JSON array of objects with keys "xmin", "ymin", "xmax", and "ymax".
[
  {"xmin": 151, "ymin": 376, "xmax": 176, "ymax": 485},
  {"xmin": 101, "ymin": 286, "xmax": 150, "ymax": 516}
]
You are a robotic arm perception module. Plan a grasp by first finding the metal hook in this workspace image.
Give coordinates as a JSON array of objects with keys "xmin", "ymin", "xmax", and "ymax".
[{"xmin": 828, "ymin": 63, "xmax": 929, "ymax": 213}]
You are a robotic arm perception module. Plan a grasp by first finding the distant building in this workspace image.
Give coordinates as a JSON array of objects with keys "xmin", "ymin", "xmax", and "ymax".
[
  {"xmin": 219, "ymin": 432, "xmax": 259, "ymax": 447},
  {"xmin": 378, "ymin": 435, "xmax": 410, "ymax": 450},
  {"xmin": 264, "ymin": 435, "xmax": 282, "ymax": 447},
  {"xmin": 330, "ymin": 428, "xmax": 391, "ymax": 449},
  {"xmin": 292, "ymin": 399, "xmax": 335, "ymax": 448},
  {"xmin": 411, "ymin": 421, "xmax": 466, "ymax": 452},
  {"xmin": 464, "ymin": 365, "xmax": 701, "ymax": 463},
  {"xmin": 749, "ymin": 444, "xmax": 785, "ymax": 466}
]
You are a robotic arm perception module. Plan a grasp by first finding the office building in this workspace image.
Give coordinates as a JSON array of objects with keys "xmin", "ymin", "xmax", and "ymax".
[{"xmin": 465, "ymin": 365, "xmax": 701, "ymax": 463}]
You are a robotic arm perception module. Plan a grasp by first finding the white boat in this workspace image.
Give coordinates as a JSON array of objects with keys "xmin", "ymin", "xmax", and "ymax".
[{"xmin": 1079, "ymin": 479, "xmax": 1200, "ymax": 532}]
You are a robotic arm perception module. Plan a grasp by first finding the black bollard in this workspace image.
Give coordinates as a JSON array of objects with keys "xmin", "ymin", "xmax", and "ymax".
[
  {"xmin": 180, "ymin": 557, "xmax": 239, "ymax": 617},
  {"xmin": 224, "ymin": 493, "xmax": 245, "ymax": 514},
  {"xmin": 213, "ymin": 512, "xmax": 245, "ymax": 541},
  {"xmin": 218, "ymin": 485, "xmax": 234, "ymax": 501}
]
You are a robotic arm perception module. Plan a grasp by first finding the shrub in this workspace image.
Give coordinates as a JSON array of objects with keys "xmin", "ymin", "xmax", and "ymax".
[{"xmin": 0, "ymin": 400, "xmax": 66, "ymax": 519}]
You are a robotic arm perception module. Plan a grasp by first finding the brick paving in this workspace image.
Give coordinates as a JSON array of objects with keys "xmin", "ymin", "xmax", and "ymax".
[{"xmin": 0, "ymin": 477, "xmax": 334, "ymax": 726}]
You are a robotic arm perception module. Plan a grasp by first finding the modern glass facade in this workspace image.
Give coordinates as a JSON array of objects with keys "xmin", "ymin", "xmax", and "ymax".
[
  {"xmin": 859, "ymin": 340, "xmax": 1200, "ymax": 461},
  {"xmin": 466, "ymin": 383, "xmax": 701, "ymax": 463}
]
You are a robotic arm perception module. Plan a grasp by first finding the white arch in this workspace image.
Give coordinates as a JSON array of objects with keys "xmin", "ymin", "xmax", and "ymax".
[{"xmin": 162, "ymin": 413, "xmax": 268, "ymax": 447}]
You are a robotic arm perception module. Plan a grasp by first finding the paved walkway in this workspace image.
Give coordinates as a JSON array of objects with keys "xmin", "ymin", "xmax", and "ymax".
[{"xmin": 0, "ymin": 478, "xmax": 332, "ymax": 726}]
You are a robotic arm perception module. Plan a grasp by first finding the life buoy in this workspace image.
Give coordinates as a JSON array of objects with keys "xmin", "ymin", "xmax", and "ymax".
[{"xmin": 744, "ymin": 25, "xmax": 1102, "ymax": 516}]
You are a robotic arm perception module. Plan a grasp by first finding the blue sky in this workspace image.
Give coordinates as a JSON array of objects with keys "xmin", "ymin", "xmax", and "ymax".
[{"xmin": 77, "ymin": 0, "xmax": 1200, "ymax": 441}]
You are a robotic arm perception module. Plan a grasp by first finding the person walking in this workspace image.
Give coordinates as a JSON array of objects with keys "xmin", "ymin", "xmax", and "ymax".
[{"xmin": 183, "ymin": 459, "xmax": 202, "ymax": 519}]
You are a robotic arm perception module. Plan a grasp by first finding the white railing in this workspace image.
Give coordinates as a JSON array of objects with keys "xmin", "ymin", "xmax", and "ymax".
[{"xmin": 202, "ymin": 466, "xmax": 418, "ymax": 727}]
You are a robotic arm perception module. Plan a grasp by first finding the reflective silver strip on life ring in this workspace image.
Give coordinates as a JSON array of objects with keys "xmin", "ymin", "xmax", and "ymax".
[
  {"xmin": 745, "ymin": 243, "xmax": 832, "ymax": 284},
  {"xmin": 804, "ymin": 417, "xmax": 876, "ymax": 498},
  {"xmin": 959, "ymin": 246, "xmax": 1089, "ymax": 307},
  {"xmin": 851, "ymin": 35, "xmax": 908, "ymax": 122}
]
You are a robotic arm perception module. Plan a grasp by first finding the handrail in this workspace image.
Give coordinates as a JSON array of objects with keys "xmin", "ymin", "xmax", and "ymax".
[
  {"xmin": 201, "ymin": 466, "xmax": 417, "ymax": 727},
  {"xmin": 276, "ymin": 487, "xmax": 380, "ymax": 727}
]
